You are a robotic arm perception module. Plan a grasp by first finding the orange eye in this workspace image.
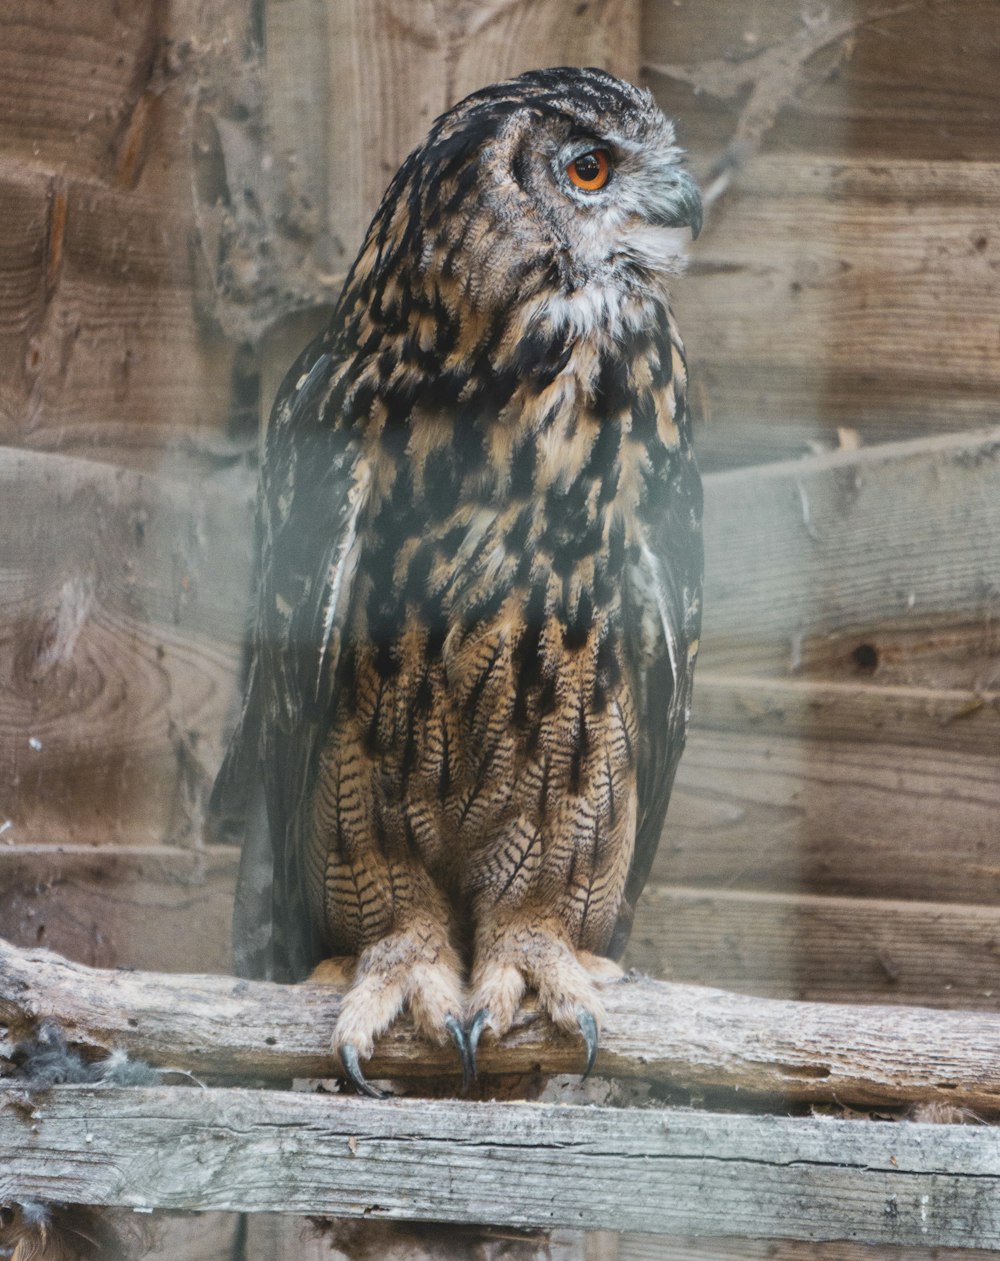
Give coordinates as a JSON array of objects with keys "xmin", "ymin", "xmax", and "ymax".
[{"xmin": 567, "ymin": 149, "xmax": 611, "ymax": 192}]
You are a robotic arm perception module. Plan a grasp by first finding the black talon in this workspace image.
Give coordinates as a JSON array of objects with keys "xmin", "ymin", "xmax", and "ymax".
[
  {"xmin": 445, "ymin": 1014, "xmax": 475, "ymax": 1089},
  {"xmin": 576, "ymin": 1009, "xmax": 599, "ymax": 1080},
  {"xmin": 339, "ymin": 1043, "xmax": 389, "ymax": 1099},
  {"xmin": 466, "ymin": 1007, "xmax": 492, "ymax": 1078}
]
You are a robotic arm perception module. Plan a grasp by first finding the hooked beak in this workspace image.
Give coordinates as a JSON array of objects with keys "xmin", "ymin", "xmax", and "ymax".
[{"xmin": 650, "ymin": 168, "xmax": 703, "ymax": 240}]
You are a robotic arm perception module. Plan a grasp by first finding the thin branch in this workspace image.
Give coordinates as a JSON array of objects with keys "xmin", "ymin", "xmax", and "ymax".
[{"xmin": 3, "ymin": 938, "xmax": 1000, "ymax": 1111}]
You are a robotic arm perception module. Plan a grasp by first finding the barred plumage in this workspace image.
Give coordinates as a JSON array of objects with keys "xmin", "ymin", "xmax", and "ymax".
[{"xmin": 211, "ymin": 65, "xmax": 703, "ymax": 1091}]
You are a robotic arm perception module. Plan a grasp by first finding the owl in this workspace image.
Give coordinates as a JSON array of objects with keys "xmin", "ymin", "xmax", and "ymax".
[{"xmin": 211, "ymin": 66, "xmax": 703, "ymax": 1095}]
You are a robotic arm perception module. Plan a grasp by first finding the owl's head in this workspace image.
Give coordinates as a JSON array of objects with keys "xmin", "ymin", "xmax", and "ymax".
[{"xmin": 352, "ymin": 67, "xmax": 701, "ymax": 335}]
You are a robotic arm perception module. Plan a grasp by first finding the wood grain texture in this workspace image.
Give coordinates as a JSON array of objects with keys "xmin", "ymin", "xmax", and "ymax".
[
  {"xmin": 627, "ymin": 885, "xmax": 1000, "ymax": 1010},
  {"xmin": 0, "ymin": 159, "xmax": 237, "ymax": 459},
  {"xmin": 619, "ymin": 1237, "xmax": 1000, "ymax": 1261},
  {"xmin": 642, "ymin": 0, "xmax": 1000, "ymax": 469},
  {"xmin": 0, "ymin": 447, "xmax": 253, "ymax": 846},
  {"xmin": 643, "ymin": 0, "xmax": 1000, "ymax": 165},
  {"xmin": 699, "ymin": 428, "xmax": 1000, "ymax": 682},
  {"xmin": 694, "ymin": 673, "xmax": 1000, "ymax": 757},
  {"xmin": 662, "ymin": 726, "xmax": 1000, "ymax": 904},
  {"xmin": 0, "ymin": 845, "xmax": 234, "ymax": 974},
  {"xmin": 675, "ymin": 158, "xmax": 1000, "ymax": 465},
  {"xmin": 0, "ymin": 1, "xmax": 161, "ymax": 181},
  {"xmin": 4, "ymin": 1088, "xmax": 1000, "ymax": 1245},
  {"xmin": 0, "ymin": 0, "xmax": 248, "ymax": 461},
  {"xmin": 6, "ymin": 939, "xmax": 1000, "ymax": 1110},
  {"xmin": 6, "ymin": 847, "xmax": 1000, "ymax": 1013}
]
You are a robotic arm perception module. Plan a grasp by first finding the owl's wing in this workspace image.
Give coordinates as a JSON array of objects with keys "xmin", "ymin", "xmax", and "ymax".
[
  {"xmin": 609, "ymin": 442, "xmax": 703, "ymax": 960},
  {"xmin": 210, "ymin": 338, "xmax": 369, "ymax": 982}
]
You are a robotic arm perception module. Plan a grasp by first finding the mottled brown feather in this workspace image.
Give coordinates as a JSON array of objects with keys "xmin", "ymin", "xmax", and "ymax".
[{"xmin": 211, "ymin": 66, "xmax": 703, "ymax": 1065}]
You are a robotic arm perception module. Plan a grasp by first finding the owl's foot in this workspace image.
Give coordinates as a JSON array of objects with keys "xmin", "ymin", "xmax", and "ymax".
[
  {"xmin": 325, "ymin": 925, "xmax": 468, "ymax": 1096},
  {"xmin": 466, "ymin": 930, "xmax": 617, "ymax": 1078}
]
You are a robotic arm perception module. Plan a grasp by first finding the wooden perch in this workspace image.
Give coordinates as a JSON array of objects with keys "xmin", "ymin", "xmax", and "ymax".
[
  {"xmin": 3, "ymin": 938, "xmax": 1000, "ymax": 1112},
  {"xmin": 6, "ymin": 939, "xmax": 1000, "ymax": 1245}
]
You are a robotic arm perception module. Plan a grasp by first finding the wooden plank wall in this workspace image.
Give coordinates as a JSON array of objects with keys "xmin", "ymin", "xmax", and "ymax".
[
  {"xmin": 632, "ymin": 431, "xmax": 1000, "ymax": 1011},
  {"xmin": 1, "ymin": 1, "xmax": 999, "ymax": 1259},
  {"xmin": 0, "ymin": 2, "xmax": 246, "ymax": 466},
  {"xmin": 644, "ymin": 0, "xmax": 1000, "ymax": 470},
  {"xmin": 628, "ymin": 2, "xmax": 1000, "ymax": 1029}
]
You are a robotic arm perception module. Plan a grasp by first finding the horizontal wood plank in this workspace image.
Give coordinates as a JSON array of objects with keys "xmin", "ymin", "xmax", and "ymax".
[
  {"xmin": 686, "ymin": 161, "xmax": 1000, "ymax": 390},
  {"xmin": 3, "ymin": 1088, "xmax": 1000, "ymax": 1246},
  {"xmin": 643, "ymin": 1, "xmax": 1000, "ymax": 164},
  {"xmin": 662, "ymin": 727, "xmax": 1000, "ymax": 904},
  {"xmin": 0, "ymin": 160, "xmax": 237, "ymax": 457},
  {"xmin": 627, "ymin": 886, "xmax": 1000, "ymax": 1010},
  {"xmin": 6, "ymin": 939, "xmax": 1000, "ymax": 1111},
  {"xmin": 673, "ymin": 158, "xmax": 1000, "ymax": 466},
  {"xmin": 0, "ymin": 845, "xmax": 234, "ymax": 973},
  {"xmin": 0, "ymin": 2, "xmax": 160, "ymax": 180},
  {"xmin": 693, "ymin": 673, "xmax": 1000, "ymax": 756},
  {"xmin": 0, "ymin": 447, "xmax": 253, "ymax": 846},
  {"xmin": 700, "ymin": 428, "xmax": 1000, "ymax": 681},
  {"xmin": 619, "ymin": 1236, "xmax": 1000, "ymax": 1261}
]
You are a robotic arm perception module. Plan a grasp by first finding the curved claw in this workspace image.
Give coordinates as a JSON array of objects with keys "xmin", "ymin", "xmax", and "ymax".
[
  {"xmin": 576, "ymin": 1009, "xmax": 599, "ymax": 1080},
  {"xmin": 466, "ymin": 1007, "xmax": 492, "ymax": 1079},
  {"xmin": 444, "ymin": 1014, "xmax": 475, "ymax": 1089},
  {"xmin": 339, "ymin": 1043, "xmax": 389, "ymax": 1099}
]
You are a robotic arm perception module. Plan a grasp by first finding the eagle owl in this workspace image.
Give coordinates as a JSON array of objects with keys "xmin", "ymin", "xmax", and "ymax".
[{"xmin": 212, "ymin": 66, "xmax": 703, "ymax": 1094}]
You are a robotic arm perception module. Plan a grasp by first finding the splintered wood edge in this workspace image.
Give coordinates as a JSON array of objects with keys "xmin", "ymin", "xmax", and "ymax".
[{"xmin": 2, "ymin": 938, "xmax": 1000, "ymax": 1111}]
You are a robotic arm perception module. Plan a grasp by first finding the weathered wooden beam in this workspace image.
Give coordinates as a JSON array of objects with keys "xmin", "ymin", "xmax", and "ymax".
[
  {"xmin": 0, "ymin": 844, "xmax": 236, "ymax": 974},
  {"xmin": 619, "ymin": 1236, "xmax": 1000, "ymax": 1261},
  {"xmin": 699, "ymin": 427, "xmax": 1000, "ymax": 678},
  {"xmin": 3, "ymin": 1086, "xmax": 1000, "ymax": 1246},
  {"xmin": 0, "ymin": 446, "xmax": 253, "ymax": 847},
  {"xmin": 643, "ymin": 1, "xmax": 1000, "ymax": 165},
  {"xmin": 3, "ymin": 938, "xmax": 1000, "ymax": 1112},
  {"xmin": 628, "ymin": 885, "xmax": 1000, "ymax": 1011},
  {"xmin": 693, "ymin": 672, "xmax": 1000, "ymax": 756},
  {"xmin": 663, "ymin": 725, "xmax": 1000, "ymax": 904}
]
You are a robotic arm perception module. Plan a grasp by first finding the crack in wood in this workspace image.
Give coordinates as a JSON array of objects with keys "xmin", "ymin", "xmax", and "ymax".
[{"xmin": 4, "ymin": 1087, "xmax": 1000, "ymax": 1243}]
